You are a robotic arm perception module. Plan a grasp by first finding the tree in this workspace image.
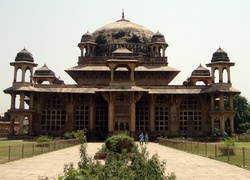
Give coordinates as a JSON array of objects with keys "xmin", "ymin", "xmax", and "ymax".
[{"xmin": 233, "ymin": 95, "xmax": 250, "ymax": 131}]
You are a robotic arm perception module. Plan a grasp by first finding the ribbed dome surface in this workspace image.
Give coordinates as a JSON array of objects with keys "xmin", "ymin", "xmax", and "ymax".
[
  {"xmin": 15, "ymin": 48, "xmax": 34, "ymax": 62},
  {"xmin": 191, "ymin": 64, "xmax": 210, "ymax": 76},
  {"xmin": 34, "ymin": 64, "xmax": 55, "ymax": 77},
  {"xmin": 211, "ymin": 47, "xmax": 230, "ymax": 62},
  {"xmin": 92, "ymin": 19, "xmax": 154, "ymax": 45},
  {"xmin": 151, "ymin": 31, "xmax": 166, "ymax": 43},
  {"xmin": 81, "ymin": 31, "xmax": 95, "ymax": 43}
]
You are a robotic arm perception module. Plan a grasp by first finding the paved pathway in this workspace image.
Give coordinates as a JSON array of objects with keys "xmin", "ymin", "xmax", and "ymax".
[{"xmin": 0, "ymin": 142, "xmax": 250, "ymax": 180}]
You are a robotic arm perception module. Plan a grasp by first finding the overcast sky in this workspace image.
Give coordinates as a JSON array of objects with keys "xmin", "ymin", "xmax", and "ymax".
[{"xmin": 0, "ymin": 0, "xmax": 249, "ymax": 113}]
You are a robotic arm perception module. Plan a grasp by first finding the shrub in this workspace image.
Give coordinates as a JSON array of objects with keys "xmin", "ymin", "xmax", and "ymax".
[
  {"xmin": 104, "ymin": 134, "xmax": 137, "ymax": 154},
  {"xmin": 219, "ymin": 137, "xmax": 236, "ymax": 156},
  {"xmin": 63, "ymin": 131, "xmax": 77, "ymax": 139},
  {"xmin": 60, "ymin": 134, "xmax": 176, "ymax": 179},
  {"xmin": 36, "ymin": 135, "xmax": 52, "ymax": 142}
]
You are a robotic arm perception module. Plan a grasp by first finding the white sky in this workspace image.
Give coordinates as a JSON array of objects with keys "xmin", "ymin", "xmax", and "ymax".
[{"xmin": 0, "ymin": 0, "xmax": 250, "ymax": 112}]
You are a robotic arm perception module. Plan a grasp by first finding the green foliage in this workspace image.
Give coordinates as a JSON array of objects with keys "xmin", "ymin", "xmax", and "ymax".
[
  {"xmin": 75, "ymin": 130, "xmax": 87, "ymax": 144},
  {"xmin": 234, "ymin": 95, "xmax": 250, "ymax": 130},
  {"xmin": 224, "ymin": 137, "xmax": 236, "ymax": 147},
  {"xmin": 214, "ymin": 128, "xmax": 221, "ymax": 134},
  {"xmin": 60, "ymin": 134, "xmax": 176, "ymax": 180},
  {"xmin": 36, "ymin": 135, "xmax": 52, "ymax": 142},
  {"xmin": 63, "ymin": 131, "xmax": 77, "ymax": 139},
  {"xmin": 239, "ymin": 123, "xmax": 250, "ymax": 133},
  {"xmin": 104, "ymin": 134, "xmax": 137, "ymax": 154},
  {"xmin": 63, "ymin": 130, "xmax": 86, "ymax": 144}
]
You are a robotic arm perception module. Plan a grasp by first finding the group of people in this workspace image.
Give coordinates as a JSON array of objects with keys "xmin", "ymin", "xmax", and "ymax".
[{"xmin": 139, "ymin": 132, "xmax": 149, "ymax": 145}]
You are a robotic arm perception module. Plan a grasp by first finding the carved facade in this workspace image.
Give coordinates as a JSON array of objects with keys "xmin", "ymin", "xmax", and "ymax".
[{"xmin": 4, "ymin": 13, "xmax": 240, "ymax": 140}]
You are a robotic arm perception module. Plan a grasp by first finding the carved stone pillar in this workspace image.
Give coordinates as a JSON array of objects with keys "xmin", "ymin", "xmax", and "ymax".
[
  {"xmin": 89, "ymin": 96, "xmax": 94, "ymax": 132},
  {"xmin": 149, "ymin": 95, "xmax": 155, "ymax": 133}
]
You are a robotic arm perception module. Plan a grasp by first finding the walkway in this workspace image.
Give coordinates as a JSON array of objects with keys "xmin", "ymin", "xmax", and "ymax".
[{"xmin": 0, "ymin": 142, "xmax": 250, "ymax": 180}]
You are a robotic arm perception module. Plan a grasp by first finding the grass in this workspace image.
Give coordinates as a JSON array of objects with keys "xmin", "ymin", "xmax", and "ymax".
[
  {"xmin": 160, "ymin": 139, "xmax": 250, "ymax": 170},
  {"xmin": 0, "ymin": 139, "xmax": 79, "ymax": 164}
]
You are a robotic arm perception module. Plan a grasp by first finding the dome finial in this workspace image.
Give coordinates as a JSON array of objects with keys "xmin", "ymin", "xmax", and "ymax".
[{"xmin": 122, "ymin": 9, "xmax": 125, "ymax": 19}]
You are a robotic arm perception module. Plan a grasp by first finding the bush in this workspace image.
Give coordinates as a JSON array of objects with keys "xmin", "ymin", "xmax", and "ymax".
[
  {"xmin": 60, "ymin": 139, "xmax": 176, "ymax": 180},
  {"xmin": 219, "ymin": 137, "xmax": 236, "ymax": 156},
  {"xmin": 36, "ymin": 135, "xmax": 52, "ymax": 142},
  {"xmin": 63, "ymin": 130, "xmax": 86, "ymax": 143},
  {"xmin": 63, "ymin": 131, "xmax": 77, "ymax": 139},
  {"xmin": 104, "ymin": 134, "xmax": 137, "ymax": 154}
]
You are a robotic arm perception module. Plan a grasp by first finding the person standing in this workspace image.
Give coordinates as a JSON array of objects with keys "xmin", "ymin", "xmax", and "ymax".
[
  {"xmin": 145, "ymin": 133, "xmax": 149, "ymax": 144},
  {"xmin": 139, "ymin": 132, "xmax": 144, "ymax": 145}
]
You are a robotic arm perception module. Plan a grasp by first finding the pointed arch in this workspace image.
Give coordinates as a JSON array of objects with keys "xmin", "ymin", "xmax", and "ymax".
[
  {"xmin": 16, "ymin": 67, "xmax": 22, "ymax": 82},
  {"xmin": 222, "ymin": 67, "xmax": 228, "ymax": 83},
  {"xmin": 24, "ymin": 67, "xmax": 32, "ymax": 83},
  {"xmin": 214, "ymin": 68, "xmax": 219, "ymax": 83}
]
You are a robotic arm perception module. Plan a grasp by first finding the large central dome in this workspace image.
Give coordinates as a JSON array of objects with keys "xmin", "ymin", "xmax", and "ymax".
[
  {"xmin": 78, "ymin": 12, "xmax": 167, "ymax": 57},
  {"xmin": 92, "ymin": 17, "xmax": 154, "ymax": 45}
]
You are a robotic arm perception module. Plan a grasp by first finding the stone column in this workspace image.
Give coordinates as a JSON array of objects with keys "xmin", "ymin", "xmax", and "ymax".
[
  {"xmin": 89, "ymin": 97, "xmax": 94, "ymax": 132},
  {"xmin": 21, "ymin": 67, "xmax": 25, "ymax": 82},
  {"xmin": 11, "ymin": 93, "xmax": 16, "ymax": 109},
  {"xmin": 108, "ymin": 93, "xmax": 114, "ymax": 133},
  {"xmin": 230, "ymin": 115, "xmax": 234, "ymax": 135},
  {"xmin": 20, "ymin": 92, "xmax": 25, "ymax": 109},
  {"xmin": 211, "ymin": 116, "xmax": 215, "ymax": 135},
  {"xmin": 13, "ymin": 67, "xmax": 17, "ymax": 82},
  {"xmin": 220, "ymin": 115, "xmax": 225, "ymax": 133},
  {"xmin": 227, "ymin": 67, "xmax": 231, "ymax": 83},
  {"xmin": 65, "ymin": 94, "xmax": 74, "ymax": 132},
  {"xmin": 18, "ymin": 115, "xmax": 24, "ymax": 135},
  {"xmin": 219, "ymin": 93, "xmax": 224, "ymax": 110},
  {"xmin": 29, "ymin": 115, "xmax": 33, "ymax": 134},
  {"xmin": 149, "ymin": 95, "xmax": 155, "ymax": 133},
  {"xmin": 219, "ymin": 67, "xmax": 223, "ymax": 83},
  {"xmin": 130, "ymin": 93, "xmax": 136, "ymax": 133},
  {"xmin": 29, "ymin": 93, "xmax": 34, "ymax": 110},
  {"xmin": 210, "ymin": 94, "xmax": 214, "ymax": 110},
  {"xmin": 229, "ymin": 94, "xmax": 234, "ymax": 111}
]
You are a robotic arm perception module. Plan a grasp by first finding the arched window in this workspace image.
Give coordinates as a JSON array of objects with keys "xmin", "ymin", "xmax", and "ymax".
[
  {"xmin": 179, "ymin": 96, "xmax": 202, "ymax": 132},
  {"xmin": 25, "ymin": 68, "xmax": 31, "ymax": 83},
  {"xmin": 136, "ymin": 96, "xmax": 149, "ymax": 131},
  {"xmin": 222, "ymin": 68, "xmax": 228, "ymax": 83},
  {"xmin": 155, "ymin": 96, "xmax": 169, "ymax": 132},
  {"xmin": 16, "ymin": 68, "xmax": 22, "ymax": 82},
  {"xmin": 41, "ymin": 96, "xmax": 66, "ymax": 132},
  {"xmin": 15, "ymin": 94, "xmax": 21, "ymax": 109},
  {"xmin": 75, "ymin": 95, "xmax": 89, "ymax": 130},
  {"xmin": 214, "ymin": 68, "xmax": 219, "ymax": 83}
]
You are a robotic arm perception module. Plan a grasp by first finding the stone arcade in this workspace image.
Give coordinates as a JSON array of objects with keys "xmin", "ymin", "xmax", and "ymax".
[{"xmin": 4, "ymin": 13, "xmax": 240, "ymax": 140}]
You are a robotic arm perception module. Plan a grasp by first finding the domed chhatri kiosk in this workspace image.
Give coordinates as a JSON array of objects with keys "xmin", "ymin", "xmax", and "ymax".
[{"xmin": 4, "ymin": 12, "xmax": 240, "ymax": 140}]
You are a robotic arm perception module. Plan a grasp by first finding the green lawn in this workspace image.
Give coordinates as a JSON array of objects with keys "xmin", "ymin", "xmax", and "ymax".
[
  {"xmin": 0, "ymin": 139, "xmax": 79, "ymax": 164},
  {"xmin": 160, "ymin": 139, "xmax": 250, "ymax": 170}
]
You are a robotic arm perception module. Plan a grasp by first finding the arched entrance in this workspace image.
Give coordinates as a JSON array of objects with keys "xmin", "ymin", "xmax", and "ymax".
[{"xmin": 114, "ymin": 93, "xmax": 130, "ymax": 134}]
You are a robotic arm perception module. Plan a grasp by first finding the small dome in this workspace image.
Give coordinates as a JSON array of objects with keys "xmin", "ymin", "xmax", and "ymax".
[
  {"xmin": 211, "ymin": 47, "xmax": 230, "ymax": 62},
  {"xmin": 80, "ymin": 31, "xmax": 95, "ymax": 43},
  {"xmin": 15, "ymin": 48, "xmax": 34, "ymax": 62},
  {"xmin": 34, "ymin": 64, "xmax": 55, "ymax": 77},
  {"xmin": 55, "ymin": 76, "xmax": 65, "ymax": 84},
  {"xmin": 151, "ymin": 31, "xmax": 166, "ymax": 43},
  {"xmin": 191, "ymin": 64, "xmax": 210, "ymax": 77}
]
